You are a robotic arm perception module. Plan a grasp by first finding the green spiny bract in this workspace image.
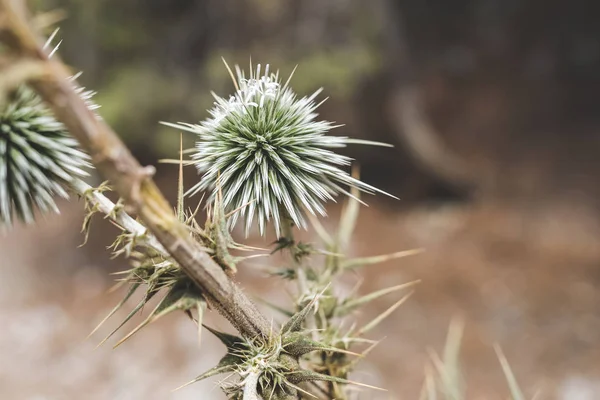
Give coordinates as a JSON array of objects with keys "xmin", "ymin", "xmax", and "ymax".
[
  {"xmin": 257, "ymin": 187, "xmax": 421, "ymax": 399},
  {"xmin": 0, "ymin": 84, "xmax": 91, "ymax": 226},
  {"xmin": 163, "ymin": 62, "xmax": 394, "ymax": 237},
  {"xmin": 181, "ymin": 297, "xmax": 372, "ymax": 400},
  {"xmin": 88, "ymin": 182, "xmax": 259, "ymax": 347}
]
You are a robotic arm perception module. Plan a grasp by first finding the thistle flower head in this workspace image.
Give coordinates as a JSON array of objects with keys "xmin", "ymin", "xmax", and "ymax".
[
  {"xmin": 0, "ymin": 82, "xmax": 93, "ymax": 227},
  {"xmin": 0, "ymin": 32, "xmax": 94, "ymax": 228},
  {"xmin": 164, "ymin": 62, "xmax": 393, "ymax": 236}
]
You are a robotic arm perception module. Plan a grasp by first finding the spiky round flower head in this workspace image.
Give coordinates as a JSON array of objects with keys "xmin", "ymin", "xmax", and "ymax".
[
  {"xmin": 164, "ymin": 63, "xmax": 394, "ymax": 236},
  {"xmin": 0, "ymin": 35, "xmax": 94, "ymax": 227}
]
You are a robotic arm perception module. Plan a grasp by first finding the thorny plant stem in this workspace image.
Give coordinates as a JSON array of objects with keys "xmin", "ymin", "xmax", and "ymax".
[
  {"xmin": 280, "ymin": 214, "xmax": 320, "ymax": 346},
  {"xmin": 0, "ymin": 0, "xmax": 271, "ymax": 341},
  {"xmin": 280, "ymin": 218, "xmax": 340, "ymax": 399},
  {"xmin": 281, "ymin": 217, "xmax": 309, "ymax": 295},
  {"xmin": 278, "ymin": 214, "xmax": 337, "ymax": 400},
  {"xmin": 242, "ymin": 371, "xmax": 261, "ymax": 400},
  {"xmin": 71, "ymin": 178, "xmax": 167, "ymax": 254}
]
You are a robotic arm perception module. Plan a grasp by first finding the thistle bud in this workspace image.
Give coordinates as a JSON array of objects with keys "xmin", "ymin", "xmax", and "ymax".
[{"xmin": 164, "ymin": 63, "xmax": 394, "ymax": 236}]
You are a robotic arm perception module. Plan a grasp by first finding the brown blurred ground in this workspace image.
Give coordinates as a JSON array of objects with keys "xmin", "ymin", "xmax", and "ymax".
[
  {"xmin": 2, "ymin": 0, "xmax": 600, "ymax": 399},
  {"xmin": 3, "ymin": 190, "xmax": 600, "ymax": 399}
]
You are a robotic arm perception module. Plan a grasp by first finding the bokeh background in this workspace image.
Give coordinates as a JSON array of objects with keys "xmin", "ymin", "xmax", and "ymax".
[{"xmin": 2, "ymin": 0, "xmax": 600, "ymax": 398}]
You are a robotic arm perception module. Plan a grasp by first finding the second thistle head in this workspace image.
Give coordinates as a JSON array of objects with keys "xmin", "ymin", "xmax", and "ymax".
[{"xmin": 163, "ymin": 61, "xmax": 394, "ymax": 236}]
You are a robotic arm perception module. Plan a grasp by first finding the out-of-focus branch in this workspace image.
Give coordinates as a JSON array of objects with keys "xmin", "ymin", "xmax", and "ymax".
[
  {"xmin": 0, "ymin": 0, "xmax": 271, "ymax": 340},
  {"xmin": 379, "ymin": 0, "xmax": 476, "ymax": 192},
  {"xmin": 391, "ymin": 86, "xmax": 475, "ymax": 190}
]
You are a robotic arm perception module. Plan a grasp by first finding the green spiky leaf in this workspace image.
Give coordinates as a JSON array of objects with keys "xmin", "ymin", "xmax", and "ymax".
[
  {"xmin": 356, "ymin": 291, "xmax": 414, "ymax": 337},
  {"xmin": 88, "ymin": 282, "xmax": 141, "ymax": 339},
  {"xmin": 97, "ymin": 289, "xmax": 159, "ymax": 347},
  {"xmin": 280, "ymin": 287, "xmax": 327, "ymax": 335},
  {"xmin": 282, "ymin": 332, "xmax": 359, "ymax": 358},
  {"xmin": 336, "ymin": 280, "xmax": 420, "ymax": 317},
  {"xmin": 495, "ymin": 344, "xmax": 526, "ymax": 400},
  {"xmin": 175, "ymin": 357, "xmax": 242, "ymax": 391},
  {"xmin": 341, "ymin": 248, "xmax": 425, "ymax": 270},
  {"xmin": 114, "ymin": 282, "xmax": 204, "ymax": 348},
  {"xmin": 204, "ymin": 324, "xmax": 245, "ymax": 349},
  {"xmin": 285, "ymin": 369, "xmax": 385, "ymax": 392}
]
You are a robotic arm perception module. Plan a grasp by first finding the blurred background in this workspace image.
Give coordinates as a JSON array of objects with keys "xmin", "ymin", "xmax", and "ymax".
[{"xmin": 2, "ymin": 0, "xmax": 600, "ymax": 398}]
